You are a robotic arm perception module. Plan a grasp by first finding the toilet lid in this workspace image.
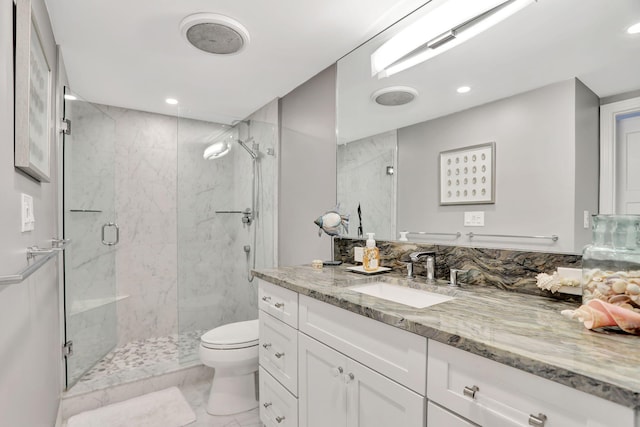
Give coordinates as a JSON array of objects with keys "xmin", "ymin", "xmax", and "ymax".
[{"xmin": 201, "ymin": 319, "xmax": 259, "ymax": 349}]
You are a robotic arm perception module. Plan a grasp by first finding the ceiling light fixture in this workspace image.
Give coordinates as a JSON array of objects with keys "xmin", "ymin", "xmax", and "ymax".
[
  {"xmin": 165, "ymin": 98, "xmax": 179, "ymax": 105},
  {"xmin": 628, "ymin": 22, "xmax": 640, "ymax": 34},
  {"xmin": 371, "ymin": 0, "xmax": 536, "ymax": 78},
  {"xmin": 180, "ymin": 13, "xmax": 250, "ymax": 55},
  {"xmin": 457, "ymin": 86, "xmax": 471, "ymax": 93},
  {"xmin": 371, "ymin": 86, "xmax": 419, "ymax": 106}
]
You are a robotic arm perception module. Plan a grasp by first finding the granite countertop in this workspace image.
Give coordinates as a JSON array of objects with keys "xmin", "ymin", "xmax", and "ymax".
[{"xmin": 253, "ymin": 265, "xmax": 640, "ymax": 410}]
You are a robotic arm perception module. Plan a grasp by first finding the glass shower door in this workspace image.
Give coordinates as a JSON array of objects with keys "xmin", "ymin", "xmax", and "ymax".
[{"xmin": 63, "ymin": 89, "xmax": 118, "ymax": 388}]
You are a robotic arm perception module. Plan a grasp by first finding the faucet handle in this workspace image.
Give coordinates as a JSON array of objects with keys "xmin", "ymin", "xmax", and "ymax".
[
  {"xmin": 449, "ymin": 269, "xmax": 468, "ymax": 287},
  {"xmin": 405, "ymin": 262, "xmax": 415, "ymax": 279},
  {"xmin": 409, "ymin": 251, "xmax": 435, "ymax": 262}
]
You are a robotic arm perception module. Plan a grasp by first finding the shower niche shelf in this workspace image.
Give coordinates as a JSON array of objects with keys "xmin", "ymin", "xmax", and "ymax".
[{"xmin": 69, "ymin": 294, "xmax": 129, "ymax": 316}]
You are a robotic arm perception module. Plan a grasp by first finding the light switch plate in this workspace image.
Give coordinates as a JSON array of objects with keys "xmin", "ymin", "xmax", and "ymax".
[
  {"xmin": 21, "ymin": 193, "xmax": 35, "ymax": 232},
  {"xmin": 464, "ymin": 211, "xmax": 485, "ymax": 227}
]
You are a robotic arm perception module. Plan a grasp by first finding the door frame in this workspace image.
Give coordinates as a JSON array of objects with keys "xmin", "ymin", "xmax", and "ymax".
[{"xmin": 599, "ymin": 96, "xmax": 640, "ymax": 214}]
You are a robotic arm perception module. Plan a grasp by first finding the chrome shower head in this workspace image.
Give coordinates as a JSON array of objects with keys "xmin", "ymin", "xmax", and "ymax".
[{"xmin": 203, "ymin": 137, "xmax": 258, "ymax": 160}]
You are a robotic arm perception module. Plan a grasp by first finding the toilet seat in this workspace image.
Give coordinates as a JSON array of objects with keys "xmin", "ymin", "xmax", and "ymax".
[{"xmin": 201, "ymin": 319, "xmax": 259, "ymax": 350}]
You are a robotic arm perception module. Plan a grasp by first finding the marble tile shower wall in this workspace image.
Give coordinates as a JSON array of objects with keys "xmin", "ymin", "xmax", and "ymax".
[
  {"xmin": 337, "ymin": 130, "xmax": 397, "ymax": 240},
  {"xmin": 177, "ymin": 99, "xmax": 278, "ymax": 337},
  {"xmin": 335, "ymin": 238, "xmax": 581, "ymax": 296},
  {"xmin": 105, "ymin": 105, "xmax": 180, "ymax": 345}
]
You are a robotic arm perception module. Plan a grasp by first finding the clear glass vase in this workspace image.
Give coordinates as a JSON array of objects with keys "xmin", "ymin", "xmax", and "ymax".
[{"xmin": 582, "ymin": 215, "xmax": 640, "ymax": 331}]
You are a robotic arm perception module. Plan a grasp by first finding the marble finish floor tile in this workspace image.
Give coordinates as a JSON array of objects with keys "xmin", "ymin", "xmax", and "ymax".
[
  {"xmin": 70, "ymin": 330, "xmax": 204, "ymax": 395},
  {"xmin": 179, "ymin": 377, "xmax": 262, "ymax": 427}
]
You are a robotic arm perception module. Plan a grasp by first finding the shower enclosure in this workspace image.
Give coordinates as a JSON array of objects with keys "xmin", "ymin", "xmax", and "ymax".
[{"xmin": 61, "ymin": 91, "xmax": 278, "ymax": 391}]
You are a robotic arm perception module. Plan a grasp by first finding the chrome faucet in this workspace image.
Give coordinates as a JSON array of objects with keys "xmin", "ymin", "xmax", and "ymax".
[
  {"xmin": 449, "ymin": 268, "xmax": 468, "ymax": 287},
  {"xmin": 407, "ymin": 251, "xmax": 435, "ymax": 280}
]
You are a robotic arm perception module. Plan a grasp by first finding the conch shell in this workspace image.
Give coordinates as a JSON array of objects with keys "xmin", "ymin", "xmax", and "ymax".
[{"xmin": 562, "ymin": 299, "xmax": 640, "ymax": 335}]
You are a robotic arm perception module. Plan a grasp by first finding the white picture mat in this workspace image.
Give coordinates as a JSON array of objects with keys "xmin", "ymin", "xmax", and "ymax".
[{"xmin": 439, "ymin": 142, "xmax": 495, "ymax": 205}]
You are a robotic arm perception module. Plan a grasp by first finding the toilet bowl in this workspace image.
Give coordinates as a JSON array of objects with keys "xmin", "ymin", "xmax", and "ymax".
[{"xmin": 199, "ymin": 319, "xmax": 259, "ymax": 415}]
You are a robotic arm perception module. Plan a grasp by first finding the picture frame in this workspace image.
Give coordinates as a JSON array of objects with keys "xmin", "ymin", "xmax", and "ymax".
[
  {"xmin": 439, "ymin": 142, "xmax": 495, "ymax": 205},
  {"xmin": 14, "ymin": 0, "xmax": 52, "ymax": 182}
]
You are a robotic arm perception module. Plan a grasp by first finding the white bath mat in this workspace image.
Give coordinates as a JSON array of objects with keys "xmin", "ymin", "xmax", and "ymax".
[{"xmin": 66, "ymin": 387, "xmax": 196, "ymax": 427}]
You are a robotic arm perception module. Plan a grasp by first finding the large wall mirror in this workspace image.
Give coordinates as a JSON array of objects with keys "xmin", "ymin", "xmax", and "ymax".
[{"xmin": 336, "ymin": 0, "xmax": 640, "ymax": 253}]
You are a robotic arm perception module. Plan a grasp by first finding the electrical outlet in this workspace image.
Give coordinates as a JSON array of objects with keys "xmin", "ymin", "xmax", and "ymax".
[
  {"xmin": 583, "ymin": 210, "xmax": 590, "ymax": 228},
  {"xmin": 354, "ymin": 247, "xmax": 364, "ymax": 263},
  {"xmin": 464, "ymin": 211, "xmax": 484, "ymax": 227}
]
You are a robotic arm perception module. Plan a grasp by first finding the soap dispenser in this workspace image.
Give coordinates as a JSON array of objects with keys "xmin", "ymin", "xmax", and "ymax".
[{"xmin": 363, "ymin": 233, "xmax": 380, "ymax": 271}]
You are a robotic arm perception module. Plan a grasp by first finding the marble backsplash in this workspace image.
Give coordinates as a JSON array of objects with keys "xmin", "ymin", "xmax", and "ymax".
[{"xmin": 334, "ymin": 237, "xmax": 581, "ymax": 297}]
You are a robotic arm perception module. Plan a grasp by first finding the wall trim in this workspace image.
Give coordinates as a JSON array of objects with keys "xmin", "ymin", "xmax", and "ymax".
[{"xmin": 599, "ymin": 96, "xmax": 640, "ymax": 214}]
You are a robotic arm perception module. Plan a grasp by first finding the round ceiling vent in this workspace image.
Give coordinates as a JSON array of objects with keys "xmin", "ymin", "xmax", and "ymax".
[
  {"xmin": 371, "ymin": 86, "xmax": 418, "ymax": 106},
  {"xmin": 180, "ymin": 13, "xmax": 250, "ymax": 55}
]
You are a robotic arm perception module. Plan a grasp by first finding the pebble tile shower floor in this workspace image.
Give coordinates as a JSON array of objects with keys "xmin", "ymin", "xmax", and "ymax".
[{"xmin": 69, "ymin": 330, "xmax": 205, "ymax": 395}]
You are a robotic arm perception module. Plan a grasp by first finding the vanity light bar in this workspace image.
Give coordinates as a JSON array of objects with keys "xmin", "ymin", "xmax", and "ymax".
[{"xmin": 372, "ymin": 0, "xmax": 535, "ymax": 78}]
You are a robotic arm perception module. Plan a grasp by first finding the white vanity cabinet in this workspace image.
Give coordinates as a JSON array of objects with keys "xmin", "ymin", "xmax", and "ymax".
[
  {"xmin": 258, "ymin": 280, "xmax": 299, "ymax": 427},
  {"xmin": 298, "ymin": 294, "xmax": 427, "ymax": 427},
  {"xmin": 427, "ymin": 340, "xmax": 635, "ymax": 427},
  {"xmin": 298, "ymin": 333, "xmax": 424, "ymax": 427}
]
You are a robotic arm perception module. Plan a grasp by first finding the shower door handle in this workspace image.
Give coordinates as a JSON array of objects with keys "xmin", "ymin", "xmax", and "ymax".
[{"xmin": 101, "ymin": 222, "xmax": 120, "ymax": 246}]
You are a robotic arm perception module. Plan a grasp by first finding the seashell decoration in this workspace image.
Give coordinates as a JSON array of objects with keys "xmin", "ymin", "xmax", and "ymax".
[{"xmin": 564, "ymin": 268, "xmax": 640, "ymax": 335}]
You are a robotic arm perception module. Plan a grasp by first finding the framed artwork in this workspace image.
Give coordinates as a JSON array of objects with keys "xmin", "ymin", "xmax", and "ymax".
[
  {"xmin": 439, "ymin": 142, "xmax": 495, "ymax": 205},
  {"xmin": 14, "ymin": 0, "xmax": 52, "ymax": 182}
]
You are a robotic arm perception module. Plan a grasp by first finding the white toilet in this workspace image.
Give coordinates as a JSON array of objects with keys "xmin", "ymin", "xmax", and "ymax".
[{"xmin": 199, "ymin": 319, "xmax": 259, "ymax": 415}]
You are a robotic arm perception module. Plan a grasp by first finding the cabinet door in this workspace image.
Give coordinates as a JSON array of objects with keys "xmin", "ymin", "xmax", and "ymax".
[
  {"xmin": 346, "ymin": 356, "xmax": 425, "ymax": 427},
  {"xmin": 299, "ymin": 333, "xmax": 347, "ymax": 427}
]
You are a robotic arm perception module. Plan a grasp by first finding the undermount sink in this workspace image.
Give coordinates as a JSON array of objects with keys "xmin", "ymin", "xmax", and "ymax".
[{"xmin": 349, "ymin": 282, "xmax": 453, "ymax": 309}]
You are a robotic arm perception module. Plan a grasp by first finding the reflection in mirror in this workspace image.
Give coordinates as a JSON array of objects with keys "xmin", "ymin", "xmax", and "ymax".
[
  {"xmin": 337, "ymin": 130, "xmax": 397, "ymax": 240},
  {"xmin": 336, "ymin": 0, "xmax": 640, "ymax": 253}
]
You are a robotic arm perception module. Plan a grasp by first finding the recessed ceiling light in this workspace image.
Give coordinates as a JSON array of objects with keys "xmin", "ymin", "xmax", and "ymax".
[
  {"xmin": 457, "ymin": 86, "xmax": 471, "ymax": 94},
  {"xmin": 165, "ymin": 98, "xmax": 179, "ymax": 105},
  {"xmin": 628, "ymin": 22, "xmax": 640, "ymax": 34},
  {"xmin": 63, "ymin": 94, "xmax": 77, "ymax": 101}
]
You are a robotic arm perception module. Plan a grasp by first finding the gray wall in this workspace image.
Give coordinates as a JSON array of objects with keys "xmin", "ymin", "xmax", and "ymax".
[
  {"xmin": 397, "ymin": 79, "xmax": 599, "ymax": 253},
  {"xmin": 279, "ymin": 65, "xmax": 337, "ymax": 266},
  {"xmin": 0, "ymin": 0, "xmax": 63, "ymax": 425}
]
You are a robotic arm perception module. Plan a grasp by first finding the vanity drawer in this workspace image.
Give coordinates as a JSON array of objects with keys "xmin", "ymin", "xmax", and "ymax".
[
  {"xmin": 427, "ymin": 340, "xmax": 634, "ymax": 427},
  {"xmin": 299, "ymin": 294, "xmax": 427, "ymax": 395},
  {"xmin": 427, "ymin": 401, "xmax": 476, "ymax": 427},
  {"xmin": 258, "ymin": 279, "xmax": 298, "ymax": 328},
  {"xmin": 259, "ymin": 310, "xmax": 298, "ymax": 396},
  {"xmin": 259, "ymin": 366, "xmax": 298, "ymax": 427}
]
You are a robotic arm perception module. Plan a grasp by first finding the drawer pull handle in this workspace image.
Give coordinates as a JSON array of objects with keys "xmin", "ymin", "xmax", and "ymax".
[
  {"xmin": 463, "ymin": 385, "xmax": 479, "ymax": 399},
  {"xmin": 331, "ymin": 366, "xmax": 344, "ymax": 377},
  {"xmin": 262, "ymin": 343, "xmax": 272, "ymax": 349},
  {"xmin": 262, "ymin": 296, "xmax": 271, "ymax": 302},
  {"xmin": 276, "ymin": 416, "xmax": 286, "ymax": 423},
  {"xmin": 275, "ymin": 351, "xmax": 285, "ymax": 358},
  {"xmin": 344, "ymin": 372, "xmax": 355, "ymax": 383},
  {"xmin": 528, "ymin": 413, "xmax": 547, "ymax": 427},
  {"xmin": 274, "ymin": 302, "xmax": 285, "ymax": 309},
  {"xmin": 263, "ymin": 402, "xmax": 272, "ymax": 408}
]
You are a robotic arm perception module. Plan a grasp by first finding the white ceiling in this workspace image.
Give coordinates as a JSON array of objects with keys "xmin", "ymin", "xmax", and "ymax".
[
  {"xmin": 337, "ymin": 0, "xmax": 640, "ymax": 143},
  {"xmin": 44, "ymin": 0, "xmax": 429, "ymax": 124}
]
